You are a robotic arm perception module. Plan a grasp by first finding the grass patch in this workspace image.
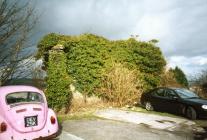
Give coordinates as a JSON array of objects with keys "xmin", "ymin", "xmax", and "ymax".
[
  {"xmin": 57, "ymin": 110, "xmax": 103, "ymax": 124},
  {"xmin": 194, "ymin": 120, "xmax": 207, "ymax": 127}
]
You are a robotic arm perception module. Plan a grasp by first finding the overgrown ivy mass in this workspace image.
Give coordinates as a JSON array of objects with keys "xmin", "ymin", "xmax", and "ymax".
[
  {"xmin": 37, "ymin": 33, "xmax": 166, "ymax": 99},
  {"xmin": 46, "ymin": 49, "xmax": 72, "ymax": 112}
]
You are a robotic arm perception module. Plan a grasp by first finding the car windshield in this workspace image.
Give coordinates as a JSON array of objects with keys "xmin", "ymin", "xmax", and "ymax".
[
  {"xmin": 175, "ymin": 89, "xmax": 199, "ymax": 99},
  {"xmin": 6, "ymin": 92, "xmax": 44, "ymax": 105}
]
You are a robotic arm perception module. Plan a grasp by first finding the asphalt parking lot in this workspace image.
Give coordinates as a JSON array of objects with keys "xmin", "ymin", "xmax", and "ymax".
[{"xmin": 55, "ymin": 109, "xmax": 207, "ymax": 140}]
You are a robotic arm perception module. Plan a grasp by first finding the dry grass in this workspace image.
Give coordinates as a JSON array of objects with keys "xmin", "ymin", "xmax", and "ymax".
[
  {"xmin": 57, "ymin": 96, "xmax": 111, "ymax": 122},
  {"xmin": 69, "ymin": 95, "xmax": 109, "ymax": 113}
]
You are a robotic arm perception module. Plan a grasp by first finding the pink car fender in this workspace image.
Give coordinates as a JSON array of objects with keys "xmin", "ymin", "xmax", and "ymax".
[
  {"xmin": 45, "ymin": 108, "xmax": 59, "ymax": 134},
  {"xmin": 0, "ymin": 115, "xmax": 12, "ymax": 139}
]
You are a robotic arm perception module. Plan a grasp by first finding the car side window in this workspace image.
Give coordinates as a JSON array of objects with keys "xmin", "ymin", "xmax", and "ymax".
[
  {"xmin": 154, "ymin": 89, "xmax": 165, "ymax": 97},
  {"xmin": 165, "ymin": 90, "xmax": 177, "ymax": 99}
]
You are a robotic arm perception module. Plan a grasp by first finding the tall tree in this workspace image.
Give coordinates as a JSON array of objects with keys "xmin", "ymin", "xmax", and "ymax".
[
  {"xmin": 0, "ymin": 0, "xmax": 37, "ymax": 85},
  {"xmin": 170, "ymin": 66, "xmax": 188, "ymax": 88}
]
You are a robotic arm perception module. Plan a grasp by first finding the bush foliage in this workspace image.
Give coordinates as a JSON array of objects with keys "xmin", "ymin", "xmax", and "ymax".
[{"xmin": 37, "ymin": 33, "xmax": 166, "ymax": 102}]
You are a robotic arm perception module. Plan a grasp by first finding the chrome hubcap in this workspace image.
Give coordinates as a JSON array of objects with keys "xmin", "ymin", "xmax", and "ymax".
[{"xmin": 146, "ymin": 102, "xmax": 152, "ymax": 111}]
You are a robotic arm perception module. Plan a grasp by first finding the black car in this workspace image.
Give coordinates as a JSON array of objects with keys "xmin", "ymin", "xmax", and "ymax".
[{"xmin": 140, "ymin": 87, "xmax": 207, "ymax": 120}]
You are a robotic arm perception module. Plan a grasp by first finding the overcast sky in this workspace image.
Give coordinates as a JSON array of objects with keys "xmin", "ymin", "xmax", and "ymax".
[{"xmin": 34, "ymin": 0, "xmax": 207, "ymax": 77}]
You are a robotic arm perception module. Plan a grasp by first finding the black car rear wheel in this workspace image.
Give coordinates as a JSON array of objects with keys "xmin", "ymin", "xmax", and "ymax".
[
  {"xmin": 145, "ymin": 102, "xmax": 154, "ymax": 111},
  {"xmin": 186, "ymin": 106, "xmax": 197, "ymax": 120}
]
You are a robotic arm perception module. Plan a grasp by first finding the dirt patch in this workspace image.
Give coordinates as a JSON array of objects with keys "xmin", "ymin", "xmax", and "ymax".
[
  {"xmin": 194, "ymin": 120, "xmax": 207, "ymax": 140},
  {"xmin": 194, "ymin": 127, "xmax": 207, "ymax": 140}
]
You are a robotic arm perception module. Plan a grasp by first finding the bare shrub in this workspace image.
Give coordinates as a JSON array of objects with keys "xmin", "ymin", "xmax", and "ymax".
[
  {"xmin": 190, "ymin": 70, "xmax": 207, "ymax": 98},
  {"xmin": 99, "ymin": 63, "xmax": 143, "ymax": 106}
]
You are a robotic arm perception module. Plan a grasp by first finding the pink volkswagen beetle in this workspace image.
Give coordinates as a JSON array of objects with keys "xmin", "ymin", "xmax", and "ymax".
[{"xmin": 0, "ymin": 85, "xmax": 59, "ymax": 140}]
